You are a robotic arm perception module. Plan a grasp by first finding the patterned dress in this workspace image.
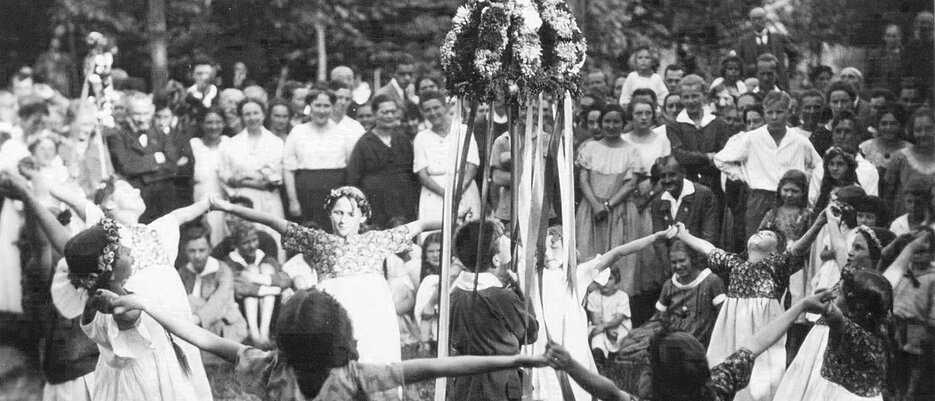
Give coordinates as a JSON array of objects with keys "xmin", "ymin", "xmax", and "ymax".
[
  {"xmin": 281, "ymin": 222, "xmax": 412, "ymax": 389},
  {"xmin": 705, "ymin": 249, "xmax": 801, "ymax": 401},
  {"xmin": 235, "ymin": 347, "xmax": 405, "ymax": 401}
]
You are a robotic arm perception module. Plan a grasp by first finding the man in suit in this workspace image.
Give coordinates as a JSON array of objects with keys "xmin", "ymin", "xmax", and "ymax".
[
  {"xmin": 107, "ymin": 91, "xmax": 178, "ymax": 223},
  {"xmin": 736, "ymin": 7, "xmax": 800, "ymax": 89},
  {"xmin": 651, "ymin": 155, "xmax": 719, "ymax": 245},
  {"xmin": 375, "ymin": 53, "xmax": 421, "ymax": 137}
]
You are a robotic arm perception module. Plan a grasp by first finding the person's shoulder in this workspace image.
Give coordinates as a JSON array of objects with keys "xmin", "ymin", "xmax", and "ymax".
[{"xmin": 691, "ymin": 182, "xmax": 715, "ymax": 196}]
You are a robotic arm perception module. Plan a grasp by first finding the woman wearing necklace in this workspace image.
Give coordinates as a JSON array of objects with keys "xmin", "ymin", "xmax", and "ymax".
[
  {"xmin": 191, "ymin": 107, "xmax": 229, "ymax": 245},
  {"xmin": 346, "ymin": 94, "xmax": 419, "ymax": 229}
]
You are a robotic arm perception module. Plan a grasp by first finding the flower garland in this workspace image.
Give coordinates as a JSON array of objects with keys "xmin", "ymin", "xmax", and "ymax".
[
  {"xmin": 69, "ymin": 217, "xmax": 121, "ymax": 291},
  {"xmin": 323, "ymin": 187, "xmax": 372, "ymax": 220},
  {"xmin": 441, "ymin": 0, "xmax": 586, "ymax": 102}
]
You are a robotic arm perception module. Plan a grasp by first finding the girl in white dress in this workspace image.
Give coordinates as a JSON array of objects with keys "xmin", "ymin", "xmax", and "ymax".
[{"xmin": 190, "ymin": 107, "xmax": 229, "ymax": 245}]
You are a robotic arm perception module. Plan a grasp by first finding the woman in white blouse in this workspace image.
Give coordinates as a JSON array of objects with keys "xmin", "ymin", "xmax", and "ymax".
[
  {"xmin": 283, "ymin": 88, "xmax": 357, "ymax": 230},
  {"xmin": 191, "ymin": 107, "xmax": 229, "ymax": 245},
  {"xmin": 412, "ymin": 91, "xmax": 480, "ymax": 227},
  {"xmin": 218, "ymin": 98, "xmax": 285, "ymax": 250}
]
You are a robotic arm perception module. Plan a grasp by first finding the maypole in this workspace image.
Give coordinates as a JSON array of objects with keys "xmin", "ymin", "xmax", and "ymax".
[{"xmin": 437, "ymin": 0, "xmax": 587, "ymax": 399}]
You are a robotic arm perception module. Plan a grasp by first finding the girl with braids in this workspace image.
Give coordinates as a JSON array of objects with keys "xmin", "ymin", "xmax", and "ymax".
[
  {"xmin": 0, "ymin": 172, "xmax": 213, "ymax": 401},
  {"xmin": 775, "ymin": 206, "xmax": 897, "ymax": 400},
  {"xmin": 95, "ymin": 288, "xmax": 549, "ymax": 401},
  {"xmin": 210, "ymin": 185, "xmax": 446, "ymax": 398}
]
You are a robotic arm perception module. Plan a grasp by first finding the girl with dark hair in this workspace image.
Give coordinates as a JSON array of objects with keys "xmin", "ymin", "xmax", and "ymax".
[
  {"xmin": 209, "ymin": 186, "xmax": 445, "ymax": 396},
  {"xmin": 543, "ymin": 290, "xmax": 833, "ymax": 401},
  {"xmin": 711, "ymin": 55, "xmax": 747, "ymax": 97},
  {"xmin": 859, "ymin": 103, "xmax": 910, "ymax": 171},
  {"xmin": 776, "ymin": 206, "xmax": 898, "ymax": 400},
  {"xmin": 0, "ymin": 171, "xmax": 214, "ymax": 400},
  {"xmin": 759, "ymin": 169, "xmax": 813, "ymax": 245},
  {"xmin": 675, "ymin": 211, "xmax": 827, "ymax": 401},
  {"xmin": 266, "ymin": 97, "xmax": 294, "ymax": 140},
  {"xmin": 99, "ymin": 288, "xmax": 549, "ymax": 401},
  {"xmin": 811, "ymin": 147, "xmax": 860, "ymax": 212},
  {"xmin": 884, "ymin": 108, "xmax": 935, "ymax": 215}
]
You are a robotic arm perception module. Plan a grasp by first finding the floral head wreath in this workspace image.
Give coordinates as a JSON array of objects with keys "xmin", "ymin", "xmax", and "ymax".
[
  {"xmin": 69, "ymin": 217, "xmax": 121, "ymax": 291},
  {"xmin": 856, "ymin": 224, "xmax": 883, "ymax": 251},
  {"xmin": 323, "ymin": 187, "xmax": 371, "ymax": 220}
]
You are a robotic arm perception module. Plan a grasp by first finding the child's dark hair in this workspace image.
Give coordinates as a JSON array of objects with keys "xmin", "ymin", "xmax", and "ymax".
[
  {"xmin": 815, "ymin": 147, "xmax": 860, "ymax": 212},
  {"xmin": 648, "ymin": 329, "xmax": 715, "ymax": 401},
  {"xmin": 841, "ymin": 269, "xmax": 893, "ymax": 340},
  {"xmin": 454, "ymin": 219, "xmax": 504, "ymax": 272},
  {"xmin": 420, "ymin": 231, "xmax": 443, "ymax": 281},
  {"xmin": 774, "ymin": 169, "xmax": 808, "ymax": 208},
  {"xmin": 275, "ymin": 289, "xmax": 358, "ymax": 399},
  {"xmin": 667, "ymin": 239, "xmax": 696, "ymax": 267},
  {"xmin": 93, "ymin": 176, "xmax": 125, "ymax": 206}
]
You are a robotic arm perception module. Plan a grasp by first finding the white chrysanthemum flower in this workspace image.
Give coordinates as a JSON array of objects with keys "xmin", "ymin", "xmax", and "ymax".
[{"xmin": 452, "ymin": 5, "xmax": 472, "ymax": 27}]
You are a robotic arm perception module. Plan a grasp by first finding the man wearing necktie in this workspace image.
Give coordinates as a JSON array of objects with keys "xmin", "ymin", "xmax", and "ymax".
[
  {"xmin": 106, "ymin": 91, "xmax": 178, "ymax": 223},
  {"xmin": 736, "ymin": 7, "xmax": 800, "ymax": 90}
]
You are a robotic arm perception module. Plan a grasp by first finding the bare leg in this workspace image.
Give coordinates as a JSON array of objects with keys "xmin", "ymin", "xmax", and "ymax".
[
  {"xmin": 244, "ymin": 296, "xmax": 260, "ymax": 342},
  {"xmin": 259, "ymin": 295, "xmax": 276, "ymax": 344}
]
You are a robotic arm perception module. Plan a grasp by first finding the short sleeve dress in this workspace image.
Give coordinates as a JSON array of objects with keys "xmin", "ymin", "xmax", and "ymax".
[
  {"xmin": 705, "ymin": 248, "xmax": 802, "ymax": 401},
  {"xmin": 281, "ymin": 222, "xmax": 413, "ymax": 373}
]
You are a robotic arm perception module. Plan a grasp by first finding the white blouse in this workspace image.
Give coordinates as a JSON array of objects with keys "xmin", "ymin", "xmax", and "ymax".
[{"xmin": 283, "ymin": 121, "xmax": 357, "ymax": 171}]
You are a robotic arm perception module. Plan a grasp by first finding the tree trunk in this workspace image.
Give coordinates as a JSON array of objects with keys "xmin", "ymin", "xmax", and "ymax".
[
  {"xmin": 315, "ymin": 21, "xmax": 327, "ymax": 83},
  {"xmin": 149, "ymin": 0, "xmax": 169, "ymax": 96}
]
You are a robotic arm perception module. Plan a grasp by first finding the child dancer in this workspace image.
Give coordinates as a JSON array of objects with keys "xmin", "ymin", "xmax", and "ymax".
[
  {"xmin": 775, "ymin": 211, "xmax": 896, "ymax": 400},
  {"xmin": 675, "ymin": 213, "xmax": 826, "ymax": 401},
  {"xmin": 543, "ymin": 291, "xmax": 834, "ymax": 401},
  {"xmin": 3, "ymin": 172, "xmax": 214, "ymax": 400},
  {"xmin": 97, "ymin": 288, "xmax": 550, "ymax": 401}
]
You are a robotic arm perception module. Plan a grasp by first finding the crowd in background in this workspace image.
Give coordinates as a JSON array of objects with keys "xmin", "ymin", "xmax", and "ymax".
[{"xmin": 0, "ymin": 5, "xmax": 934, "ymax": 401}]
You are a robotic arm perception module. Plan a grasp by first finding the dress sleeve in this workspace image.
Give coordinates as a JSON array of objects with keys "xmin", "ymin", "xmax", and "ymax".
[
  {"xmin": 81, "ymin": 312, "xmax": 154, "ymax": 360},
  {"xmin": 282, "ymin": 129, "xmax": 299, "ymax": 171},
  {"xmin": 149, "ymin": 213, "xmax": 181, "ymax": 263},
  {"xmin": 371, "ymin": 225, "xmax": 414, "ymax": 255},
  {"xmin": 706, "ymin": 248, "xmax": 740, "ymax": 278},
  {"xmin": 575, "ymin": 141, "xmax": 593, "ymax": 170},
  {"xmin": 709, "ymin": 348, "xmax": 755, "ymax": 398},
  {"xmin": 413, "ymin": 132, "xmax": 429, "ymax": 173},
  {"xmin": 656, "ymin": 282, "xmax": 672, "ymax": 312},
  {"xmin": 234, "ymin": 346, "xmax": 279, "ymax": 399},
  {"xmin": 769, "ymin": 251, "xmax": 803, "ymax": 279},
  {"xmin": 357, "ymin": 362, "xmax": 406, "ymax": 393},
  {"xmin": 281, "ymin": 222, "xmax": 327, "ymax": 254}
]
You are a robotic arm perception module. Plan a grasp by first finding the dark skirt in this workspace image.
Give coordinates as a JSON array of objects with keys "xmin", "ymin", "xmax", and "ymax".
[
  {"xmin": 361, "ymin": 172, "xmax": 419, "ymax": 229},
  {"xmin": 295, "ymin": 168, "xmax": 346, "ymax": 231}
]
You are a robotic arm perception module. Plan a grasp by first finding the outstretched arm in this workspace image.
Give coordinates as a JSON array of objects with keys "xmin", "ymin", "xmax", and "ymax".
[
  {"xmin": 0, "ymin": 172, "xmax": 72, "ymax": 255},
  {"xmin": 209, "ymin": 196, "xmax": 289, "ymax": 234},
  {"xmin": 590, "ymin": 226, "xmax": 678, "ymax": 271},
  {"xmin": 546, "ymin": 344, "xmax": 632, "ymax": 401},
  {"xmin": 821, "ymin": 207, "xmax": 849, "ymax": 267},
  {"xmin": 789, "ymin": 209, "xmax": 827, "ymax": 256},
  {"xmin": 739, "ymin": 290, "xmax": 831, "ymax": 358},
  {"xmin": 49, "ymin": 183, "xmax": 94, "ymax": 222},
  {"xmin": 101, "ymin": 290, "xmax": 246, "ymax": 364},
  {"xmin": 169, "ymin": 199, "xmax": 211, "ymax": 225},
  {"xmin": 675, "ymin": 222, "xmax": 717, "ymax": 256},
  {"xmin": 401, "ymin": 354, "xmax": 547, "ymax": 383}
]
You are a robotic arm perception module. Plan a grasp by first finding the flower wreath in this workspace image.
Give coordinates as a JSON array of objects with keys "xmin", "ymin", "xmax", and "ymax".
[
  {"xmin": 323, "ymin": 188, "xmax": 372, "ymax": 220},
  {"xmin": 69, "ymin": 217, "xmax": 121, "ymax": 291},
  {"xmin": 856, "ymin": 225, "xmax": 883, "ymax": 251},
  {"xmin": 441, "ymin": 0, "xmax": 586, "ymax": 102}
]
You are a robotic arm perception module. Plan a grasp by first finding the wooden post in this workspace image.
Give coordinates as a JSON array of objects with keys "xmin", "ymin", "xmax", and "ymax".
[
  {"xmin": 148, "ymin": 0, "xmax": 168, "ymax": 96},
  {"xmin": 314, "ymin": 20, "xmax": 327, "ymax": 83}
]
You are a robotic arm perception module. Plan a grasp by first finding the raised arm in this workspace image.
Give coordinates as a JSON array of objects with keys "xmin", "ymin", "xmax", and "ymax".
[
  {"xmin": 102, "ymin": 290, "xmax": 246, "ymax": 364},
  {"xmin": 590, "ymin": 226, "xmax": 677, "ymax": 271},
  {"xmin": 789, "ymin": 209, "xmax": 827, "ymax": 256},
  {"xmin": 209, "ymin": 196, "xmax": 289, "ymax": 234},
  {"xmin": 0, "ymin": 172, "xmax": 72, "ymax": 255},
  {"xmin": 169, "ymin": 198, "xmax": 210, "ymax": 226},
  {"xmin": 675, "ymin": 222, "xmax": 717, "ymax": 256},
  {"xmin": 401, "ymin": 353, "xmax": 547, "ymax": 383},
  {"xmin": 546, "ymin": 344, "xmax": 632, "ymax": 401},
  {"xmin": 821, "ymin": 207, "xmax": 849, "ymax": 267},
  {"xmin": 739, "ymin": 290, "xmax": 831, "ymax": 357},
  {"xmin": 883, "ymin": 231, "xmax": 931, "ymax": 287}
]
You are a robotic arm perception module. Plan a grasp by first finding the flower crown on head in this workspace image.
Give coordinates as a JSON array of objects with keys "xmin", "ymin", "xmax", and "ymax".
[
  {"xmin": 69, "ymin": 217, "xmax": 121, "ymax": 291},
  {"xmin": 856, "ymin": 224, "xmax": 883, "ymax": 251},
  {"xmin": 323, "ymin": 187, "xmax": 371, "ymax": 219}
]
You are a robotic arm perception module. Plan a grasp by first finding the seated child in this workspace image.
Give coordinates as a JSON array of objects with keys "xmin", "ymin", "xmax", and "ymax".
[
  {"xmin": 586, "ymin": 268, "xmax": 631, "ymax": 362},
  {"xmin": 224, "ymin": 221, "xmax": 291, "ymax": 346},
  {"xmin": 179, "ymin": 224, "xmax": 247, "ymax": 342},
  {"xmin": 655, "ymin": 240, "xmax": 726, "ymax": 347}
]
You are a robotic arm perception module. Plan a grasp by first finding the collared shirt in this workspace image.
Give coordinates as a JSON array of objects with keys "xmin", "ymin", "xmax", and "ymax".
[
  {"xmin": 676, "ymin": 108, "xmax": 717, "ymax": 130},
  {"xmin": 714, "ymin": 125, "xmax": 821, "ymax": 191},
  {"xmin": 451, "ymin": 271, "xmax": 504, "ymax": 292},
  {"xmin": 283, "ymin": 121, "xmax": 357, "ymax": 171},
  {"xmin": 660, "ymin": 179, "xmax": 696, "ymax": 220},
  {"xmin": 756, "ymin": 30, "xmax": 770, "ymax": 46},
  {"xmin": 413, "ymin": 123, "xmax": 480, "ymax": 175},
  {"xmin": 185, "ymin": 257, "xmax": 221, "ymax": 298}
]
